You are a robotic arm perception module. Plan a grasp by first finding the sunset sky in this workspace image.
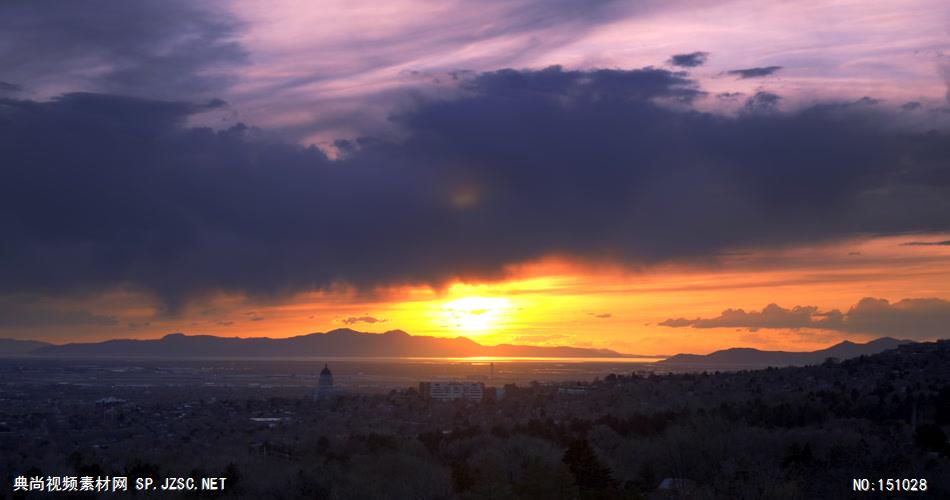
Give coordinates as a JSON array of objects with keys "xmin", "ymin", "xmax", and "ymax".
[{"xmin": 2, "ymin": 0, "xmax": 950, "ymax": 354}]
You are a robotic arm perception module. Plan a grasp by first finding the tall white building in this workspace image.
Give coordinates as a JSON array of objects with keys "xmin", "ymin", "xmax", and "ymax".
[{"xmin": 315, "ymin": 363, "xmax": 334, "ymax": 399}]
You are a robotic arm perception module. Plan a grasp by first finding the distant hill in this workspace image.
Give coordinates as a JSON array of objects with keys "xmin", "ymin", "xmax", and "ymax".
[
  {"xmin": 0, "ymin": 338, "xmax": 52, "ymax": 356},
  {"xmin": 28, "ymin": 329, "xmax": 628, "ymax": 358},
  {"xmin": 659, "ymin": 337, "xmax": 911, "ymax": 367}
]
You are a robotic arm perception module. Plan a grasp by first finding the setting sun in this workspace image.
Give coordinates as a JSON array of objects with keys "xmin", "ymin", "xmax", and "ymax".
[{"xmin": 442, "ymin": 296, "xmax": 512, "ymax": 334}]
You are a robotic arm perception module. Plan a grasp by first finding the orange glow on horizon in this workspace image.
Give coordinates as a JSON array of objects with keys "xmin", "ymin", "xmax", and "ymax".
[{"xmin": 10, "ymin": 233, "xmax": 950, "ymax": 355}]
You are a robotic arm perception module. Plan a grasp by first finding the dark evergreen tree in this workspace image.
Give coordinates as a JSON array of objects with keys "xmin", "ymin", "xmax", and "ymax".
[
  {"xmin": 451, "ymin": 461, "xmax": 476, "ymax": 493},
  {"xmin": 562, "ymin": 438, "xmax": 615, "ymax": 493},
  {"xmin": 914, "ymin": 424, "xmax": 949, "ymax": 456}
]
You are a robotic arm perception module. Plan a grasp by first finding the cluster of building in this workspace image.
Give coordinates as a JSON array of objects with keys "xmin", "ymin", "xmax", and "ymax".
[
  {"xmin": 418, "ymin": 381, "xmax": 485, "ymax": 402},
  {"xmin": 316, "ymin": 363, "xmax": 489, "ymax": 402}
]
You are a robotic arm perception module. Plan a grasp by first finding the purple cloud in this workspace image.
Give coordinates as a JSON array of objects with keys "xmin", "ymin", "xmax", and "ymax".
[{"xmin": 659, "ymin": 297, "xmax": 950, "ymax": 339}]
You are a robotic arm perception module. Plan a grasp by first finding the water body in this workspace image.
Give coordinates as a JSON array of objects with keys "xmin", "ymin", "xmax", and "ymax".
[{"xmin": 0, "ymin": 356, "xmax": 663, "ymax": 394}]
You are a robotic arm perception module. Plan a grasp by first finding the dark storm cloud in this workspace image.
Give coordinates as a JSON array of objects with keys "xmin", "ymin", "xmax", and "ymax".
[
  {"xmin": 458, "ymin": 65, "xmax": 704, "ymax": 103},
  {"xmin": 0, "ymin": 0, "xmax": 246, "ymax": 99},
  {"xmin": 901, "ymin": 240, "xmax": 950, "ymax": 246},
  {"xmin": 342, "ymin": 316, "xmax": 388, "ymax": 325},
  {"xmin": 901, "ymin": 101, "xmax": 922, "ymax": 111},
  {"xmin": 852, "ymin": 96, "xmax": 880, "ymax": 106},
  {"xmin": 943, "ymin": 62, "xmax": 950, "ymax": 104},
  {"xmin": 717, "ymin": 92, "xmax": 744, "ymax": 100},
  {"xmin": 668, "ymin": 52, "xmax": 709, "ymax": 68},
  {"xmin": 2, "ymin": 66, "xmax": 950, "ymax": 310},
  {"xmin": 0, "ymin": 299, "xmax": 117, "ymax": 328},
  {"xmin": 727, "ymin": 66, "xmax": 783, "ymax": 78},
  {"xmin": 742, "ymin": 91, "xmax": 781, "ymax": 113},
  {"xmin": 659, "ymin": 298, "xmax": 950, "ymax": 339},
  {"xmin": 0, "ymin": 82, "xmax": 22, "ymax": 93}
]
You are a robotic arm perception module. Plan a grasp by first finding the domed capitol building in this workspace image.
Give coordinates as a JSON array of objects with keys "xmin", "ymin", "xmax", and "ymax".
[{"xmin": 315, "ymin": 363, "xmax": 334, "ymax": 399}]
